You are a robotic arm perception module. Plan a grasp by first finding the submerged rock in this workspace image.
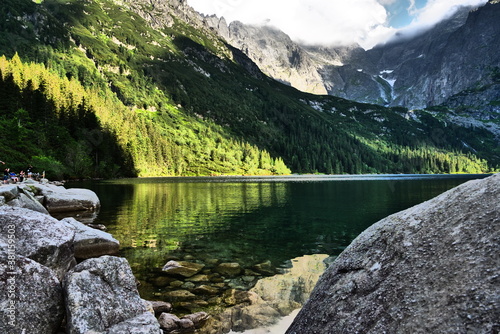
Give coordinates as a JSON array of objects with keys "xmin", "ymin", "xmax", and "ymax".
[
  {"xmin": 63, "ymin": 256, "xmax": 161, "ymax": 334},
  {"xmin": 214, "ymin": 262, "xmax": 243, "ymax": 277},
  {"xmin": 162, "ymin": 260, "xmax": 205, "ymax": 278},
  {"xmin": 252, "ymin": 260, "xmax": 275, "ymax": 276},
  {"xmin": 287, "ymin": 174, "xmax": 500, "ymax": 334}
]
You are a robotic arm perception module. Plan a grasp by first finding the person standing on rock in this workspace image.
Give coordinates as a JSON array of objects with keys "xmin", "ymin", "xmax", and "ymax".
[
  {"xmin": 26, "ymin": 164, "xmax": 33, "ymax": 179},
  {"xmin": 3, "ymin": 168, "xmax": 10, "ymax": 184}
]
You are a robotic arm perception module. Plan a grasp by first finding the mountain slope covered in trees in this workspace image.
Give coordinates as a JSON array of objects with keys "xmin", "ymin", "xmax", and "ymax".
[{"xmin": 0, "ymin": 0, "xmax": 498, "ymax": 178}]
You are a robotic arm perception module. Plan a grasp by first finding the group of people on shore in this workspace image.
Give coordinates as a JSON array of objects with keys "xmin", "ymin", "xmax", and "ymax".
[{"xmin": 1, "ymin": 160, "xmax": 35, "ymax": 184}]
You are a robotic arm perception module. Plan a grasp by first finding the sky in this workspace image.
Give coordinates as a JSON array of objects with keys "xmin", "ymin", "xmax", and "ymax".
[{"xmin": 186, "ymin": 0, "xmax": 489, "ymax": 49}]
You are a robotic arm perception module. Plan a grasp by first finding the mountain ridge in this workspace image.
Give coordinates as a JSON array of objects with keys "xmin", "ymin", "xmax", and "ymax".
[
  {"xmin": 0, "ymin": 0, "xmax": 498, "ymax": 178},
  {"xmin": 205, "ymin": 1, "xmax": 499, "ymax": 113}
]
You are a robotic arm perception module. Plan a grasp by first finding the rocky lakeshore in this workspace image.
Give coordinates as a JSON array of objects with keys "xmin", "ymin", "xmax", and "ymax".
[
  {"xmin": 0, "ymin": 181, "xmax": 328, "ymax": 333},
  {"xmin": 2, "ymin": 174, "xmax": 498, "ymax": 333}
]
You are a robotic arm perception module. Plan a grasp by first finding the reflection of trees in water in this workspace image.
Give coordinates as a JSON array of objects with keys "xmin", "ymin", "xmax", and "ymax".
[{"xmin": 110, "ymin": 181, "xmax": 288, "ymax": 254}]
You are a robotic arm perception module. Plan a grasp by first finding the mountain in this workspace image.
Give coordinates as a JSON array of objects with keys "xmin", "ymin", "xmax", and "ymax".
[
  {"xmin": 212, "ymin": 1, "xmax": 500, "ymax": 112},
  {"xmin": 0, "ymin": 0, "xmax": 498, "ymax": 179}
]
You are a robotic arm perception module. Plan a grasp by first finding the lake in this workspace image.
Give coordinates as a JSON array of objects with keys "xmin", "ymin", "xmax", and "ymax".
[{"xmin": 66, "ymin": 174, "xmax": 488, "ymax": 331}]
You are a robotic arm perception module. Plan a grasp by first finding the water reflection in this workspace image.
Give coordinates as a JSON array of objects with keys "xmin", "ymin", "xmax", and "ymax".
[{"xmin": 66, "ymin": 175, "xmax": 487, "ymax": 322}]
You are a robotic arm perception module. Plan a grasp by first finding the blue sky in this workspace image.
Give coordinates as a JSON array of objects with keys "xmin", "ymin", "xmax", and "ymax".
[
  {"xmin": 383, "ymin": 0, "xmax": 428, "ymax": 28},
  {"xmin": 187, "ymin": 0, "xmax": 488, "ymax": 49}
]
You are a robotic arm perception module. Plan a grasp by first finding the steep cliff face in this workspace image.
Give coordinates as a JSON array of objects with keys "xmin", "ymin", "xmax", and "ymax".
[
  {"xmin": 367, "ymin": 2, "xmax": 500, "ymax": 109},
  {"xmin": 204, "ymin": 1, "xmax": 499, "ymax": 111},
  {"xmin": 206, "ymin": 20, "xmax": 328, "ymax": 95}
]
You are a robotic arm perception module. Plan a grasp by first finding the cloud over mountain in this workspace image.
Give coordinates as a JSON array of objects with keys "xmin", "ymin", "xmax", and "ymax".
[{"xmin": 188, "ymin": 0, "xmax": 488, "ymax": 49}]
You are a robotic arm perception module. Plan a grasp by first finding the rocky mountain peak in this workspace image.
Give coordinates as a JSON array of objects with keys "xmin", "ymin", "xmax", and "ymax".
[{"xmin": 200, "ymin": 1, "xmax": 499, "ymax": 112}]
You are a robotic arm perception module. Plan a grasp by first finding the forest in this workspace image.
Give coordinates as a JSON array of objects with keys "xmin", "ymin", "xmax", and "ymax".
[{"xmin": 0, "ymin": 0, "xmax": 498, "ymax": 179}]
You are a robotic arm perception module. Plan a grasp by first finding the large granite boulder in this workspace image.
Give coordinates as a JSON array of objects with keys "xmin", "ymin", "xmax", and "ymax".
[
  {"xmin": 63, "ymin": 256, "xmax": 161, "ymax": 334},
  {"xmin": 287, "ymin": 174, "xmax": 500, "ymax": 334},
  {"xmin": 31, "ymin": 183, "xmax": 100, "ymax": 213},
  {"xmin": 0, "ymin": 206, "xmax": 75, "ymax": 279},
  {"xmin": 62, "ymin": 217, "xmax": 119, "ymax": 259},
  {"xmin": 0, "ymin": 246, "xmax": 64, "ymax": 334}
]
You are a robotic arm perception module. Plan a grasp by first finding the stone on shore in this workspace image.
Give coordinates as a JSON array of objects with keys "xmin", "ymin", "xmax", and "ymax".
[
  {"xmin": 158, "ymin": 312, "xmax": 209, "ymax": 333},
  {"xmin": 158, "ymin": 313, "xmax": 181, "ymax": 332},
  {"xmin": 149, "ymin": 301, "xmax": 173, "ymax": 316},
  {"xmin": 106, "ymin": 312, "xmax": 162, "ymax": 334},
  {"xmin": 63, "ymin": 256, "xmax": 161, "ymax": 334},
  {"xmin": 287, "ymin": 174, "xmax": 500, "ymax": 334},
  {"xmin": 62, "ymin": 217, "xmax": 119, "ymax": 259},
  {"xmin": 31, "ymin": 183, "xmax": 100, "ymax": 213},
  {"xmin": 1, "ymin": 185, "xmax": 49, "ymax": 214},
  {"xmin": 0, "ymin": 185, "xmax": 19, "ymax": 202},
  {"xmin": 0, "ymin": 206, "xmax": 75, "ymax": 280},
  {"xmin": 0, "ymin": 247, "xmax": 64, "ymax": 334},
  {"xmin": 8, "ymin": 190, "xmax": 49, "ymax": 214}
]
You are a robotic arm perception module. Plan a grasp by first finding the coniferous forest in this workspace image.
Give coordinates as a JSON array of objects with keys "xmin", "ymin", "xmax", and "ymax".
[{"xmin": 0, "ymin": 0, "xmax": 498, "ymax": 179}]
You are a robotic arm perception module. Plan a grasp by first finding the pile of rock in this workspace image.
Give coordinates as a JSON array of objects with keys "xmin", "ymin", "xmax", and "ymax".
[
  {"xmin": 0, "ymin": 182, "xmax": 100, "ymax": 214},
  {"xmin": 0, "ymin": 184, "xmax": 167, "ymax": 333},
  {"xmin": 152, "ymin": 254, "xmax": 330, "ymax": 334},
  {"xmin": 146, "ymin": 257, "xmax": 279, "ymax": 315}
]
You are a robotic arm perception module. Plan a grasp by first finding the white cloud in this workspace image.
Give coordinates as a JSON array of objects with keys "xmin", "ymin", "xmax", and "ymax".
[
  {"xmin": 393, "ymin": 0, "xmax": 488, "ymax": 42},
  {"xmin": 187, "ymin": 0, "xmax": 489, "ymax": 49},
  {"xmin": 189, "ymin": 0, "xmax": 391, "ymax": 48},
  {"xmin": 377, "ymin": 0, "xmax": 399, "ymax": 5},
  {"xmin": 409, "ymin": 0, "xmax": 487, "ymax": 27}
]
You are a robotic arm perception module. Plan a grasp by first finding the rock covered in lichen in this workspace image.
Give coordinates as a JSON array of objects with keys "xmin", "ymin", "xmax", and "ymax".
[
  {"xmin": 0, "ymin": 206, "xmax": 75, "ymax": 280},
  {"xmin": 63, "ymin": 256, "xmax": 161, "ymax": 334},
  {"xmin": 0, "ymin": 247, "xmax": 64, "ymax": 334}
]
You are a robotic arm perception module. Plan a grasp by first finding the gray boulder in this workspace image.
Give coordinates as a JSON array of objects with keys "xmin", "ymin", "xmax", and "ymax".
[
  {"xmin": 62, "ymin": 217, "xmax": 119, "ymax": 259},
  {"xmin": 7, "ymin": 190, "xmax": 49, "ymax": 214},
  {"xmin": 0, "ymin": 185, "xmax": 19, "ymax": 201},
  {"xmin": 32, "ymin": 184, "xmax": 100, "ymax": 213},
  {"xmin": 0, "ymin": 206, "xmax": 75, "ymax": 279},
  {"xmin": 63, "ymin": 256, "xmax": 161, "ymax": 334},
  {"xmin": 106, "ymin": 312, "xmax": 162, "ymax": 334},
  {"xmin": 287, "ymin": 174, "xmax": 500, "ymax": 334},
  {"xmin": 0, "ymin": 248, "xmax": 64, "ymax": 334}
]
